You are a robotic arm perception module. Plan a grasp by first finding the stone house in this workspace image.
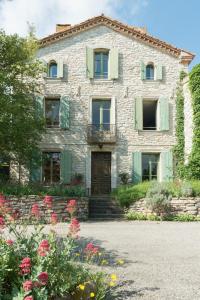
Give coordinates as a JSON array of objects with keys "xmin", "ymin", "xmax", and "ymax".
[{"xmin": 28, "ymin": 15, "xmax": 194, "ymax": 195}]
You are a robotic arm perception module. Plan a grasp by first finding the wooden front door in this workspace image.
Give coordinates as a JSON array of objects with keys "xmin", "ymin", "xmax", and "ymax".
[{"xmin": 91, "ymin": 152, "xmax": 111, "ymax": 195}]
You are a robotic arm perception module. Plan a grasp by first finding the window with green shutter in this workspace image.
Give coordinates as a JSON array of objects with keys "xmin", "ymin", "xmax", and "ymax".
[
  {"xmin": 132, "ymin": 152, "xmax": 142, "ymax": 183},
  {"xmin": 158, "ymin": 97, "xmax": 169, "ymax": 131},
  {"xmin": 94, "ymin": 51, "xmax": 109, "ymax": 79},
  {"xmin": 60, "ymin": 96, "xmax": 70, "ymax": 129},
  {"xmin": 135, "ymin": 97, "xmax": 143, "ymax": 130},
  {"xmin": 42, "ymin": 152, "xmax": 61, "ymax": 184},
  {"xmin": 156, "ymin": 65, "xmax": 163, "ymax": 80},
  {"xmin": 86, "ymin": 47, "xmax": 94, "ymax": 79},
  {"xmin": 161, "ymin": 151, "xmax": 173, "ymax": 181},
  {"xmin": 108, "ymin": 48, "xmax": 119, "ymax": 80},
  {"xmin": 61, "ymin": 150, "xmax": 72, "ymax": 184}
]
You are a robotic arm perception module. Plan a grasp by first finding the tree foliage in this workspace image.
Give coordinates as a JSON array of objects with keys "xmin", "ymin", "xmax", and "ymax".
[{"xmin": 0, "ymin": 30, "xmax": 45, "ymax": 178}]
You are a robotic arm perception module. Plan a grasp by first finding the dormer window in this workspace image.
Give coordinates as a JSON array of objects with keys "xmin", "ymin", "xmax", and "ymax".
[
  {"xmin": 146, "ymin": 64, "xmax": 154, "ymax": 80},
  {"xmin": 94, "ymin": 50, "xmax": 109, "ymax": 79},
  {"xmin": 48, "ymin": 61, "xmax": 57, "ymax": 78}
]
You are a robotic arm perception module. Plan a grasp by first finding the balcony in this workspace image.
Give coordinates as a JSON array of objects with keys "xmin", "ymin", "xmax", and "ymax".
[{"xmin": 87, "ymin": 124, "xmax": 116, "ymax": 145}]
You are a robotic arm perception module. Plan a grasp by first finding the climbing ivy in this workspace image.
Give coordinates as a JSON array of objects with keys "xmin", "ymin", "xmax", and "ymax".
[
  {"xmin": 173, "ymin": 77, "xmax": 185, "ymax": 178},
  {"xmin": 187, "ymin": 64, "xmax": 200, "ymax": 179}
]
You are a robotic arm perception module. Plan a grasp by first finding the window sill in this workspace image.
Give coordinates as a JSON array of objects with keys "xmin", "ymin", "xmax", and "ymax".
[
  {"xmin": 138, "ymin": 129, "xmax": 169, "ymax": 134},
  {"xmin": 90, "ymin": 79, "xmax": 114, "ymax": 84},
  {"xmin": 44, "ymin": 77, "xmax": 65, "ymax": 82},
  {"xmin": 142, "ymin": 79, "xmax": 162, "ymax": 83}
]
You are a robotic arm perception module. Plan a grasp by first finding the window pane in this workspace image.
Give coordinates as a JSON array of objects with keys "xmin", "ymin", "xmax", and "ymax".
[
  {"xmin": 49, "ymin": 63, "xmax": 57, "ymax": 78},
  {"xmin": 103, "ymin": 53, "xmax": 108, "ymax": 78},
  {"xmin": 92, "ymin": 100, "xmax": 111, "ymax": 130},
  {"xmin": 143, "ymin": 100, "xmax": 157, "ymax": 130},
  {"xmin": 43, "ymin": 152, "xmax": 51, "ymax": 183},
  {"xmin": 94, "ymin": 53, "xmax": 101, "ymax": 78},
  {"xmin": 94, "ymin": 51, "xmax": 108, "ymax": 79},
  {"xmin": 42, "ymin": 152, "xmax": 60, "ymax": 184},
  {"xmin": 142, "ymin": 153, "xmax": 159, "ymax": 181},
  {"xmin": 92, "ymin": 101, "xmax": 100, "ymax": 125},
  {"xmin": 146, "ymin": 65, "xmax": 154, "ymax": 80},
  {"xmin": 45, "ymin": 99, "xmax": 60, "ymax": 127},
  {"xmin": 52, "ymin": 153, "xmax": 60, "ymax": 182},
  {"xmin": 103, "ymin": 109, "xmax": 110, "ymax": 124}
]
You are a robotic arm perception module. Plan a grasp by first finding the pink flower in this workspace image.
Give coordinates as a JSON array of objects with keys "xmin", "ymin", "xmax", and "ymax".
[
  {"xmin": 0, "ymin": 194, "xmax": 6, "ymax": 207},
  {"xmin": 38, "ymin": 272, "xmax": 48, "ymax": 285},
  {"xmin": 0, "ymin": 216, "xmax": 5, "ymax": 229},
  {"xmin": 24, "ymin": 297, "xmax": 34, "ymax": 300},
  {"xmin": 6, "ymin": 239, "xmax": 14, "ymax": 246},
  {"xmin": 38, "ymin": 240, "xmax": 50, "ymax": 256},
  {"xmin": 31, "ymin": 204, "xmax": 40, "ymax": 218},
  {"xmin": 20, "ymin": 257, "xmax": 31, "ymax": 275},
  {"xmin": 43, "ymin": 195, "xmax": 53, "ymax": 209},
  {"xmin": 84, "ymin": 243, "xmax": 99, "ymax": 255},
  {"xmin": 23, "ymin": 280, "xmax": 33, "ymax": 291},
  {"xmin": 66, "ymin": 199, "xmax": 77, "ymax": 215},
  {"xmin": 68, "ymin": 218, "xmax": 80, "ymax": 238},
  {"xmin": 50, "ymin": 212, "xmax": 58, "ymax": 225}
]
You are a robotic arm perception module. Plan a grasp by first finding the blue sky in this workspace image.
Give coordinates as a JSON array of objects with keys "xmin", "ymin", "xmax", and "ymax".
[{"xmin": 0, "ymin": 0, "xmax": 198, "ymax": 68}]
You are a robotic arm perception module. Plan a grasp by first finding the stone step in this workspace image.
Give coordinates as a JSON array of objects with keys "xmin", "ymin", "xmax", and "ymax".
[{"xmin": 89, "ymin": 213, "xmax": 124, "ymax": 220}]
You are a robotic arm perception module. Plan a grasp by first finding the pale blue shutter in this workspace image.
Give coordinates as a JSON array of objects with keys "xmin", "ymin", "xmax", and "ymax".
[
  {"xmin": 132, "ymin": 152, "xmax": 142, "ymax": 183},
  {"xmin": 159, "ymin": 97, "xmax": 169, "ymax": 131},
  {"xmin": 135, "ymin": 97, "xmax": 143, "ymax": 130},
  {"xmin": 57, "ymin": 58, "xmax": 64, "ymax": 78},
  {"xmin": 141, "ymin": 62, "xmax": 146, "ymax": 80},
  {"xmin": 86, "ymin": 47, "xmax": 94, "ymax": 79},
  {"xmin": 35, "ymin": 95, "xmax": 44, "ymax": 118},
  {"xmin": 161, "ymin": 151, "xmax": 173, "ymax": 181},
  {"xmin": 61, "ymin": 150, "xmax": 72, "ymax": 184},
  {"xmin": 109, "ymin": 48, "xmax": 119, "ymax": 79},
  {"xmin": 60, "ymin": 96, "xmax": 70, "ymax": 129},
  {"xmin": 30, "ymin": 149, "xmax": 42, "ymax": 182},
  {"xmin": 156, "ymin": 65, "xmax": 163, "ymax": 80}
]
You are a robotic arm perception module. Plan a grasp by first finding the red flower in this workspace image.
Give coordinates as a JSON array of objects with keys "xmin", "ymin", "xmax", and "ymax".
[
  {"xmin": 31, "ymin": 204, "xmax": 40, "ymax": 218},
  {"xmin": 0, "ymin": 216, "xmax": 5, "ymax": 229},
  {"xmin": 84, "ymin": 242, "xmax": 99, "ymax": 255},
  {"xmin": 20, "ymin": 257, "xmax": 31, "ymax": 275},
  {"xmin": 50, "ymin": 212, "xmax": 58, "ymax": 225},
  {"xmin": 0, "ymin": 194, "xmax": 6, "ymax": 207},
  {"xmin": 68, "ymin": 218, "xmax": 80, "ymax": 238},
  {"xmin": 23, "ymin": 280, "xmax": 33, "ymax": 292},
  {"xmin": 66, "ymin": 199, "xmax": 77, "ymax": 215},
  {"xmin": 6, "ymin": 239, "xmax": 14, "ymax": 246},
  {"xmin": 43, "ymin": 195, "xmax": 53, "ymax": 209},
  {"xmin": 24, "ymin": 297, "xmax": 34, "ymax": 300},
  {"xmin": 38, "ymin": 272, "xmax": 48, "ymax": 285},
  {"xmin": 38, "ymin": 240, "xmax": 50, "ymax": 256}
]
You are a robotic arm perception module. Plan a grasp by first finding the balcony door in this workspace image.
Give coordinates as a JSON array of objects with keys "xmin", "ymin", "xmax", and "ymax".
[
  {"xmin": 91, "ymin": 152, "xmax": 111, "ymax": 195},
  {"xmin": 92, "ymin": 100, "xmax": 111, "ymax": 131}
]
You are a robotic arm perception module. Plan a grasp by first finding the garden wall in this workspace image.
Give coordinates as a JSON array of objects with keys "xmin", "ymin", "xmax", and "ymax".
[
  {"xmin": 129, "ymin": 197, "xmax": 200, "ymax": 216},
  {"xmin": 6, "ymin": 195, "xmax": 89, "ymax": 221}
]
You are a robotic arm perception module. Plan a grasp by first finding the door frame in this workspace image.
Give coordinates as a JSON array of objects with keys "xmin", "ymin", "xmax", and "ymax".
[{"xmin": 86, "ymin": 147, "xmax": 117, "ymax": 195}]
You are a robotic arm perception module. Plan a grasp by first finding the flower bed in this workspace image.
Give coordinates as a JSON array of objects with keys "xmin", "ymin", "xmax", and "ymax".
[{"xmin": 0, "ymin": 194, "xmax": 118, "ymax": 299}]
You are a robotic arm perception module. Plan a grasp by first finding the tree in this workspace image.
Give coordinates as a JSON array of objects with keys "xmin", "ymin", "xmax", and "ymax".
[{"xmin": 0, "ymin": 30, "xmax": 45, "ymax": 182}]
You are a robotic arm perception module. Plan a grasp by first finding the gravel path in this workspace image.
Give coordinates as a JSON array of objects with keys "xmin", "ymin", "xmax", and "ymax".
[{"xmin": 77, "ymin": 221, "xmax": 200, "ymax": 300}]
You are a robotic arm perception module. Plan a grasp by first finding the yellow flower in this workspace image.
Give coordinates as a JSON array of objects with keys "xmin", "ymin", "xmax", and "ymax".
[
  {"xmin": 110, "ymin": 274, "xmax": 117, "ymax": 281},
  {"xmin": 79, "ymin": 284, "xmax": 85, "ymax": 290},
  {"xmin": 101, "ymin": 259, "xmax": 108, "ymax": 265},
  {"xmin": 109, "ymin": 281, "xmax": 115, "ymax": 287},
  {"xmin": 117, "ymin": 259, "xmax": 124, "ymax": 265},
  {"xmin": 98, "ymin": 252, "xmax": 102, "ymax": 256},
  {"xmin": 75, "ymin": 253, "xmax": 80, "ymax": 256},
  {"xmin": 90, "ymin": 292, "xmax": 95, "ymax": 298}
]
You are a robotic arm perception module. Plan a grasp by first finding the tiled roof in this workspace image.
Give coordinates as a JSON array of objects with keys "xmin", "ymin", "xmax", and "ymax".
[{"xmin": 39, "ymin": 15, "xmax": 194, "ymax": 63}]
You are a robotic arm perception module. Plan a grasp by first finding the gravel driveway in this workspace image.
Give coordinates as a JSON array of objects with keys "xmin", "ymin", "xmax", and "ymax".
[{"xmin": 78, "ymin": 221, "xmax": 200, "ymax": 300}]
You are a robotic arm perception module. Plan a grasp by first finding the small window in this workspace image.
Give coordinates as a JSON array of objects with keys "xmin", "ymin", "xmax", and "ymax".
[
  {"xmin": 94, "ymin": 51, "xmax": 109, "ymax": 79},
  {"xmin": 42, "ymin": 152, "xmax": 60, "ymax": 184},
  {"xmin": 143, "ymin": 100, "xmax": 157, "ymax": 130},
  {"xmin": 45, "ymin": 98, "xmax": 60, "ymax": 128},
  {"xmin": 142, "ymin": 153, "xmax": 159, "ymax": 181},
  {"xmin": 48, "ymin": 61, "xmax": 57, "ymax": 78},
  {"xmin": 92, "ymin": 99, "xmax": 111, "ymax": 130},
  {"xmin": 146, "ymin": 64, "xmax": 154, "ymax": 80}
]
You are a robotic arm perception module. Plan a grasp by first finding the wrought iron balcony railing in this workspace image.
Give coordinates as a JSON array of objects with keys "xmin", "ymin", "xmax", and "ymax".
[{"xmin": 87, "ymin": 124, "xmax": 116, "ymax": 144}]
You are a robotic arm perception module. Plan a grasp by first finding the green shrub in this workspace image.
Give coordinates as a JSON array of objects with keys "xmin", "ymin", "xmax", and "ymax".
[
  {"xmin": 125, "ymin": 211, "xmax": 200, "ymax": 222},
  {"xmin": 173, "ymin": 214, "xmax": 197, "ymax": 222},
  {"xmin": 125, "ymin": 211, "xmax": 148, "ymax": 220},
  {"xmin": 145, "ymin": 183, "xmax": 171, "ymax": 215}
]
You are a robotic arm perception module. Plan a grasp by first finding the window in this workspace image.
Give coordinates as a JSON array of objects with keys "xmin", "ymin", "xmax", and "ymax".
[
  {"xmin": 146, "ymin": 64, "xmax": 154, "ymax": 80},
  {"xmin": 42, "ymin": 152, "xmax": 60, "ymax": 184},
  {"xmin": 142, "ymin": 153, "xmax": 159, "ymax": 181},
  {"xmin": 92, "ymin": 100, "xmax": 111, "ymax": 130},
  {"xmin": 94, "ymin": 51, "xmax": 109, "ymax": 79},
  {"xmin": 143, "ymin": 100, "xmax": 157, "ymax": 130},
  {"xmin": 45, "ymin": 98, "xmax": 60, "ymax": 128},
  {"xmin": 48, "ymin": 61, "xmax": 57, "ymax": 78}
]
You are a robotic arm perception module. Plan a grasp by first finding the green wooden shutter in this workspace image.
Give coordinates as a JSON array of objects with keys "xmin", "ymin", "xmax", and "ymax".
[
  {"xmin": 109, "ymin": 48, "xmax": 119, "ymax": 79},
  {"xmin": 161, "ymin": 151, "xmax": 173, "ymax": 181},
  {"xmin": 35, "ymin": 95, "xmax": 44, "ymax": 118},
  {"xmin": 40, "ymin": 58, "xmax": 47, "ymax": 77},
  {"xmin": 141, "ymin": 62, "xmax": 146, "ymax": 80},
  {"xmin": 159, "ymin": 97, "xmax": 169, "ymax": 131},
  {"xmin": 132, "ymin": 152, "xmax": 142, "ymax": 183},
  {"xmin": 86, "ymin": 47, "xmax": 94, "ymax": 79},
  {"xmin": 61, "ymin": 150, "xmax": 72, "ymax": 184},
  {"xmin": 60, "ymin": 95, "xmax": 70, "ymax": 129},
  {"xmin": 57, "ymin": 59, "xmax": 64, "ymax": 78},
  {"xmin": 30, "ymin": 149, "xmax": 42, "ymax": 182},
  {"xmin": 135, "ymin": 97, "xmax": 143, "ymax": 130},
  {"xmin": 156, "ymin": 65, "xmax": 163, "ymax": 80}
]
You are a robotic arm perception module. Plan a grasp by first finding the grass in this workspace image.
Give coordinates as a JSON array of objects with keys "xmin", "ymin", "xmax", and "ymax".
[{"xmin": 125, "ymin": 211, "xmax": 200, "ymax": 222}]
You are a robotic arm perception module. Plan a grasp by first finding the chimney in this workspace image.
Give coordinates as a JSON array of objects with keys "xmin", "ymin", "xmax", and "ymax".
[{"xmin": 56, "ymin": 24, "xmax": 71, "ymax": 33}]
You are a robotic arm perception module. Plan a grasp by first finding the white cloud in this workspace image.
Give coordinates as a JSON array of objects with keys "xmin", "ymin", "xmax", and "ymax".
[{"xmin": 0, "ymin": 0, "xmax": 149, "ymax": 37}]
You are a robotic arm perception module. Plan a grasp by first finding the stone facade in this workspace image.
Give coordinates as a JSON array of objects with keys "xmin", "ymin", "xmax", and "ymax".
[
  {"xmin": 6, "ymin": 196, "xmax": 89, "ymax": 221},
  {"xmin": 12, "ymin": 16, "xmax": 194, "ymax": 190},
  {"xmin": 129, "ymin": 197, "xmax": 200, "ymax": 216}
]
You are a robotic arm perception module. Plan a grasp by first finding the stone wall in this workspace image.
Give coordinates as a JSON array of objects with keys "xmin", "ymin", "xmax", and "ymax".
[
  {"xmin": 129, "ymin": 197, "xmax": 200, "ymax": 216},
  {"xmin": 6, "ymin": 195, "xmax": 89, "ymax": 222}
]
